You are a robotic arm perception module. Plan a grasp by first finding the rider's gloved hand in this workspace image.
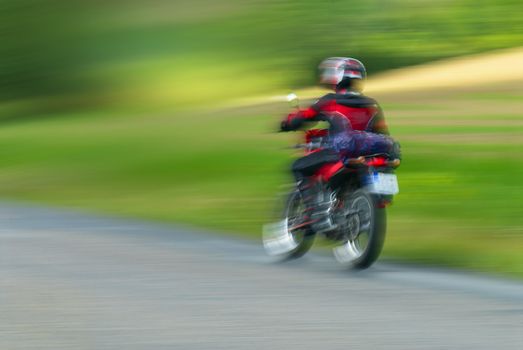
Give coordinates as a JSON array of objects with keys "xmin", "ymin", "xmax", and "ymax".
[
  {"xmin": 280, "ymin": 111, "xmax": 305, "ymax": 132},
  {"xmin": 280, "ymin": 111, "xmax": 298, "ymax": 132},
  {"xmin": 280, "ymin": 120, "xmax": 291, "ymax": 132}
]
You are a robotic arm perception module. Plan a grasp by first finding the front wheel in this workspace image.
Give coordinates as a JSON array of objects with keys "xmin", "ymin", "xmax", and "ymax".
[
  {"xmin": 263, "ymin": 190, "xmax": 315, "ymax": 259},
  {"xmin": 333, "ymin": 189, "xmax": 386, "ymax": 269}
]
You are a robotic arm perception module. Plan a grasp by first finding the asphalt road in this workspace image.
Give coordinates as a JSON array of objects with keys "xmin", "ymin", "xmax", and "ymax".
[{"xmin": 1, "ymin": 202, "xmax": 522, "ymax": 350}]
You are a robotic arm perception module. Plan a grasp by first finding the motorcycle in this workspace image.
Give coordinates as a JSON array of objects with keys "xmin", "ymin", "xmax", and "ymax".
[{"xmin": 263, "ymin": 93, "xmax": 400, "ymax": 269}]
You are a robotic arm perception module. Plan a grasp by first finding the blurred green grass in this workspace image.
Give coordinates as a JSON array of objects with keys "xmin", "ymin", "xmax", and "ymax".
[
  {"xmin": 1, "ymin": 1, "xmax": 523, "ymax": 278},
  {"xmin": 0, "ymin": 109, "xmax": 289, "ymax": 232},
  {"xmin": 0, "ymin": 88, "xmax": 522, "ymax": 278}
]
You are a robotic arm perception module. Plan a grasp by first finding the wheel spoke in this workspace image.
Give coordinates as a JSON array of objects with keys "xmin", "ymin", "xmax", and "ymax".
[
  {"xmin": 333, "ymin": 189, "xmax": 385, "ymax": 268},
  {"xmin": 359, "ymin": 222, "xmax": 371, "ymax": 232},
  {"xmin": 342, "ymin": 192, "xmax": 373, "ymax": 258}
]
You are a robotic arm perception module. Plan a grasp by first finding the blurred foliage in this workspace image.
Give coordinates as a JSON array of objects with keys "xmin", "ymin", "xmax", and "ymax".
[
  {"xmin": 1, "ymin": 0, "xmax": 522, "ymax": 111},
  {"xmin": 0, "ymin": 85, "xmax": 522, "ymax": 277},
  {"xmin": 1, "ymin": 0, "xmax": 522, "ymax": 276}
]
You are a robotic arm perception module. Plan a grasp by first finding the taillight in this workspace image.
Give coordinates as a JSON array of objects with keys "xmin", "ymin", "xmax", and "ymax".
[{"xmin": 367, "ymin": 157, "xmax": 388, "ymax": 167}]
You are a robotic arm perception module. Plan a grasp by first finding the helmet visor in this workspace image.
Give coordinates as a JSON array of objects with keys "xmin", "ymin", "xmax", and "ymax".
[{"xmin": 319, "ymin": 67, "xmax": 344, "ymax": 85}]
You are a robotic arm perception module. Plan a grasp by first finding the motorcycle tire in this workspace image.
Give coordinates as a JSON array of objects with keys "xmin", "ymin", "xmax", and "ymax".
[
  {"xmin": 334, "ymin": 189, "xmax": 386, "ymax": 269},
  {"xmin": 280, "ymin": 190, "xmax": 315, "ymax": 259}
]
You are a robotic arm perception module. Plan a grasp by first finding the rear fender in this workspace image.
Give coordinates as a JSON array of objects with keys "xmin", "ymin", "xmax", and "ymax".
[{"xmin": 314, "ymin": 161, "xmax": 345, "ymax": 182}]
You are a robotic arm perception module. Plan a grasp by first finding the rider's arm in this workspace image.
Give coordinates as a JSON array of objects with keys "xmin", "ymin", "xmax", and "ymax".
[
  {"xmin": 280, "ymin": 107, "xmax": 321, "ymax": 131},
  {"xmin": 280, "ymin": 95, "xmax": 332, "ymax": 131},
  {"xmin": 367, "ymin": 105, "xmax": 389, "ymax": 135}
]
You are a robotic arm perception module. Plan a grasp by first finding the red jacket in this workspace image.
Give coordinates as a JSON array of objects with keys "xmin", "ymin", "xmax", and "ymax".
[{"xmin": 284, "ymin": 92, "xmax": 389, "ymax": 135}]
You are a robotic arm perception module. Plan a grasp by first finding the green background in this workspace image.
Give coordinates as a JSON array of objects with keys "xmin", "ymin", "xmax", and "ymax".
[{"xmin": 1, "ymin": 0, "xmax": 522, "ymax": 277}]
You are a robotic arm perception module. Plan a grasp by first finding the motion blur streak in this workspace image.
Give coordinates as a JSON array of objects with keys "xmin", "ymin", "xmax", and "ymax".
[
  {"xmin": 1, "ymin": 1, "xmax": 522, "ymax": 109},
  {"xmin": 0, "ymin": 4, "xmax": 522, "ymax": 346}
]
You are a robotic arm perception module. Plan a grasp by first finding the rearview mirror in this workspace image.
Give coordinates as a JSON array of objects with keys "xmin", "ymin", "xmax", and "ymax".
[{"xmin": 286, "ymin": 93, "xmax": 299, "ymax": 109}]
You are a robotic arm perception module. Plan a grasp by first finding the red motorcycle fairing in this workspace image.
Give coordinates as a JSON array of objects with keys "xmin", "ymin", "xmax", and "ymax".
[
  {"xmin": 313, "ymin": 161, "xmax": 345, "ymax": 183},
  {"xmin": 304, "ymin": 128, "xmax": 345, "ymax": 183}
]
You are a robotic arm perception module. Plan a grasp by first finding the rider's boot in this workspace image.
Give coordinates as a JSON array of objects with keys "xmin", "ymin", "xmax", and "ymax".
[{"xmin": 298, "ymin": 178, "xmax": 336, "ymax": 233}]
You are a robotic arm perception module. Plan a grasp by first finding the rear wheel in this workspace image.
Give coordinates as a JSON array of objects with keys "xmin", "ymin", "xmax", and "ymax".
[
  {"xmin": 333, "ymin": 189, "xmax": 386, "ymax": 269},
  {"xmin": 263, "ymin": 190, "xmax": 315, "ymax": 259}
]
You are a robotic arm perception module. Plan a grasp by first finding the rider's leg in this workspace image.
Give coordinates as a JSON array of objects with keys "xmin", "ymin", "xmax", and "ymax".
[{"xmin": 291, "ymin": 150, "xmax": 339, "ymax": 231}]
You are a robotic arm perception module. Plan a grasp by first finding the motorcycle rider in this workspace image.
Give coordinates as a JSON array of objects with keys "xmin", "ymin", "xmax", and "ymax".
[{"xmin": 280, "ymin": 57, "xmax": 396, "ymax": 232}]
